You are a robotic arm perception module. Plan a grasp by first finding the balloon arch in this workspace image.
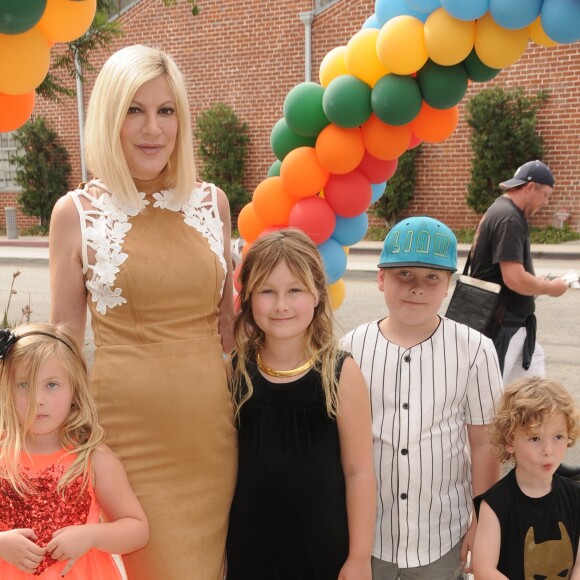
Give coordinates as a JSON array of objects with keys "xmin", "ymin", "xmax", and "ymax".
[{"xmin": 236, "ymin": 0, "xmax": 580, "ymax": 310}]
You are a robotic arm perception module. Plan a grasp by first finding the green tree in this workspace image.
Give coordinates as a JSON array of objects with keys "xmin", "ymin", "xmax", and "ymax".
[
  {"xmin": 36, "ymin": 0, "xmax": 123, "ymax": 102},
  {"xmin": 465, "ymin": 86, "xmax": 548, "ymax": 214},
  {"xmin": 195, "ymin": 103, "xmax": 250, "ymax": 214},
  {"xmin": 12, "ymin": 117, "xmax": 71, "ymax": 230},
  {"xmin": 372, "ymin": 146, "xmax": 422, "ymax": 226}
]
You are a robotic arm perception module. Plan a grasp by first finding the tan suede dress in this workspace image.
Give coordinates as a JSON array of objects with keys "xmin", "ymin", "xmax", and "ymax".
[{"xmin": 69, "ymin": 180, "xmax": 237, "ymax": 580}]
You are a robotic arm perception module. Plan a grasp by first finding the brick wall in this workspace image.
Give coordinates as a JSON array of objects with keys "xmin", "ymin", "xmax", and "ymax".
[{"xmin": 3, "ymin": 0, "xmax": 579, "ymax": 232}]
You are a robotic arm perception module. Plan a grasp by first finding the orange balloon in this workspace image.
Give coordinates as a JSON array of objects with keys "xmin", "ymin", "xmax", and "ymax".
[
  {"xmin": 37, "ymin": 0, "xmax": 96, "ymax": 43},
  {"xmin": 410, "ymin": 102, "xmax": 459, "ymax": 143},
  {"xmin": 0, "ymin": 28, "xmax": 50, "ymax": 94},
  {"xmin": 316, "ymin": 125, "xmax": 365, "ymax": 175},
  {"xmin": 237, "ymin": 203, "xmax": 266, "ymax": 243},
  {"xmin": 252, "ymin": 176, "xmax": 297, "ymax": 226},
  {"xmin": 0, "ymin": 91, "xmax": 35, "ymax": 132},
  {"xmin": 280, "ymin": 147, "xmax": 330, "ymax": 198},
  {"xmin": 361, "ymin": 114, "xmax": 412, "ymax": 161}
]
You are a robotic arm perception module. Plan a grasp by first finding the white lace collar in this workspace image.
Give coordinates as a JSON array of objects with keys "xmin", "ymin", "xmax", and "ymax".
[{"xmin": 77, "ymin": 180, "xmax": 226, "ymax": 315}]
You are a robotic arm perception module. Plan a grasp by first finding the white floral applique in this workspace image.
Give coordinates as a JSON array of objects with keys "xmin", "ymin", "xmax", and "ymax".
[{"xmin": 78, "ymin": 183, "xmax": 149, "ymax": 315}]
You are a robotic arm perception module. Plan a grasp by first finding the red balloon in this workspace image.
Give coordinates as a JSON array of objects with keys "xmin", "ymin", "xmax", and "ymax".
[
  {"xmin": 233, "ymin": 262, "xmax": 242, "ymax": 292},
  {"xmin": 324, "ymin": 171, "xmax": 372, "ymax": 218},
  {"xmin": 357, "ymin": 151, "xmax": 399, "ymax": 184},
  {"xmin": 288, "ymin": 196, "xmax": 336, "ymax": 244}
]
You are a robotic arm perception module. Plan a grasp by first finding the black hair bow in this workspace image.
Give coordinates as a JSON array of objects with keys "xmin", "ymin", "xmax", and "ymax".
[{"xmin": 0, "ymin": 329, "xmax": 17, "ymax": 361}]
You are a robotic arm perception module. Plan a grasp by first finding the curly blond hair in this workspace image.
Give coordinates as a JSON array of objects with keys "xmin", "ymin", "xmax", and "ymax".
[
  {"xmin": 0, "ymin": 323, "xmax": 105, "ymax": 496},
  {"xmin": 231, "ymin": 229, "xmax": 340, "ymax": 419},
  {"xmin": 489, "ymin": 377, "xmax": 580, "ymax": 463}
]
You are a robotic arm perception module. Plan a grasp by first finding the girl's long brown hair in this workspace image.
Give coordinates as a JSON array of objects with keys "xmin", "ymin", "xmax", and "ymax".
[{"xmin": 231, "ymin": 229, "xmax": 340, "ymax": 419}]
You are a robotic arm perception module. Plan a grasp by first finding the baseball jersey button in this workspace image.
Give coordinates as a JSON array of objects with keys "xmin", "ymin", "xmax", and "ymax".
[
  {"xmin": 404, "ymin": 355, "xmax": 411, "ymax": 362},
  {"xmin": 402, "ymin": 403, "xmax": 409, "ymax": 410},
  {"xmin": 401, "ymin": 449, "xmax": 408, "ymax": 455},
  {"xmin": 400, "ymin": 493, "xmax": 408, "ymax": 500}
]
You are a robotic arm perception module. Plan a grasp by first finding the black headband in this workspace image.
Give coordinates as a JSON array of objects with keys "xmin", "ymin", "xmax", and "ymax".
[{"xmin": 0, "ymin": 329, "xmax": 75, "ymax": 362}]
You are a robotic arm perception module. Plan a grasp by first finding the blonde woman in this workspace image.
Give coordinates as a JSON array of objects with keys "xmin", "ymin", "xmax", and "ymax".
[
  {"xmin": 49, "ymin": 45, "xmax": 236, "ymax": 579},
  {"xmin": 0, "ymin": 323, "xmax": 148, "ymax": 578}
]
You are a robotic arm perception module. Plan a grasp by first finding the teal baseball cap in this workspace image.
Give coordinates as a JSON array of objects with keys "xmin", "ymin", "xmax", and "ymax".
[{"xmin": 378, "ymin": 216, "xmax": 457, "ymax": 272}]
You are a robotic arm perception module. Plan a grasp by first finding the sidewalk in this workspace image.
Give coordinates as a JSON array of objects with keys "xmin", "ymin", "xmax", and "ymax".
[{"xmin": 1, "ymin": 236, "xmax": 580, "ymax": 273}]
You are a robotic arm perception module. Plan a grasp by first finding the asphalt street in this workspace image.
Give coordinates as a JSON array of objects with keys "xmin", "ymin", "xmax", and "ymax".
[{"xmin": 1, "ymin": 242, "xmax": 580, "ymax": 467}]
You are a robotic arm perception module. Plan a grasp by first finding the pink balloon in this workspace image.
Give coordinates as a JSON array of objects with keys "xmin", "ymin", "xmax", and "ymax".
[
  {"xmin": 324, "ymin": 170, "xmax": 372, "ymax": 218},
  {"xmin": 288, "ymin": 197, "xmax": 336, "ymax": 244}
]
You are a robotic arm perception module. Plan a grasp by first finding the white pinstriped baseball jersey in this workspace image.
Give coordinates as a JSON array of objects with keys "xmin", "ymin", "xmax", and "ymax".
[{"xmin": 341, "ymin": 316, "xmax": 502, "ymax": 568}]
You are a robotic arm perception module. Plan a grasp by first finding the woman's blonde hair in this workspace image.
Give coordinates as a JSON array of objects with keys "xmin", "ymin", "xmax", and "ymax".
[
  {"xmin": 489, "ymin": 377, "xmax": 580, "ymax": 463},
  {"xmin": 0, "ymin": 323, "xmax": 105, "ymax": 496},
  {"xmin": 231, "ymin": 229, "xmax": 340, "ymax": 419},
  {"xmin": 84, "ymin": 44, "xmax": 196, "ymax": 211}
]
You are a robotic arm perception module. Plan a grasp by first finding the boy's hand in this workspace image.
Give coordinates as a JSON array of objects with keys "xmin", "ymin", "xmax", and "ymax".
[
  {"xmin": 47, "ymin": 525, "xmax": 94, "ymax": 576},
  {"xmin": 460, "ymin": 520, "xmax": 476, "ymax": 574},
  {"xmin": 338, "ymin": 556, "xmax": 372, "ymax": 580},
  {"xmin": 0, "ymin": 528, "xmax": 45, "ymax": 574}
]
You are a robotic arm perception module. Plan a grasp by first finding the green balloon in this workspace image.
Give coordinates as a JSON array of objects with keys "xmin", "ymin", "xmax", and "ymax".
[
  {"xmin": 371, "ymin": 74, "xmax": 423, "ymax": 126},
  {"xmin": 417, "ymin": 60, "xmax": 468, "ymax": 110},
  {"xmin": 322, "ymin": 75, "xmax": 372, "ymax": 128},
  {"xmin": 270, "ymin": 118, "xmax": 316, "ymax": 160},
  {"xmin": 0, "ymin": 0, "xmax": 46, "ymax": 35},
  {"xmin": 462, "ymin": 49, "xmax": 501, "ymax": 83},
  {"xmin": 283, "ymin": 82, "xmax": 329, "ymax": 138},
  {"xmin": 267, "ymin": 159, "xmax": 282, "ymax": 178}
]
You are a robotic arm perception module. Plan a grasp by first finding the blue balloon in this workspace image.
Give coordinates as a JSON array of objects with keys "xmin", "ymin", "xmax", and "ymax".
[
  {"xmin": 371, "ymin": 181, "xmax": 387, "ymax": 204},
  {"xmin": 406, "ymin": 0, "xmax": 441, "ymax": 14},
  {"xmin": 541, "ymin": 0, "xmax": 580, "ymax": 43},
  {"xmin": 318, "ymin": 238, "xmax": 347, "ymax": 284},
  {"xmin": 489, "ymin": 0, "xmax": 542, "ymax": 30},
  {"xmin": 331, "ymin": 213, "xmax": 369, "ymax": 247},
  {"xmin": 361, "ymin": 13, "xmax": 381, "ymax": 30},
  {"xmin": 440, "ymin": 0, "xmax": 489, "ymax": 21},
  {"xmin": 375, "ymin": 0, "xmax": 429, "ymax": 25}
]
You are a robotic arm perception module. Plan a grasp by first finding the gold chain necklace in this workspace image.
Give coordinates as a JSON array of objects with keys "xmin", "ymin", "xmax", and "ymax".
[{"xmin": 256, "ymin": 352, "xmax": 316, "ymax": 378}]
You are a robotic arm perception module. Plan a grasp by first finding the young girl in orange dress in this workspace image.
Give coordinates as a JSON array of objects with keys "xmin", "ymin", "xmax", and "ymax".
[{"xmin": 0, "ymin": 323, "xmax": 148, "ymax": 578}]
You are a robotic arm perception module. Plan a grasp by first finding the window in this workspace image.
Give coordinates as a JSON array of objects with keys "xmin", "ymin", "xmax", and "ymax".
[{"xmin": 0, "ymin": 132, "xmax": 21, "ymax": 191}]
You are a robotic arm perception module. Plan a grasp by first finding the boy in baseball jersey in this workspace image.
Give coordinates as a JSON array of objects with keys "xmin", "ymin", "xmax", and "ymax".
[{"xmin": 341, "ymin": 216, "xmax": 503, "ymax": 579}]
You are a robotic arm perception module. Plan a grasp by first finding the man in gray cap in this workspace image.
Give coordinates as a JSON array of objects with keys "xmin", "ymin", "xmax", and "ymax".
[{"xmin": 469, "ymin": 160, "xmax": 569, "ymax": 384}]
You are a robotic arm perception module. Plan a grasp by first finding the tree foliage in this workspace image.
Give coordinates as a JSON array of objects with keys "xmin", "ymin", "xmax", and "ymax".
[
  {"xmin": 36, "ymin": 0, "xmax": 123, "ymax": 102},
  {"xmin": 195, "ymin": 103, "xmax": 250, "ymax": 214},
  {"xmin": 465, "ymin": 86, "xmax": 548, "ymax": 214},
  {"xmin": 372, "ymin": 146, "xmax": 422, "ymax": 226},
  {"xmin": 12, "ymin": 117, "xmax": 71, "ymax": 230}
]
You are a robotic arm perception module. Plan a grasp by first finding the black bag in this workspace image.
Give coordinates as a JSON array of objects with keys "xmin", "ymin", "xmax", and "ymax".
[{"xmin": 445, "ymin": 250, "xmax": 503, "ymax": 336}]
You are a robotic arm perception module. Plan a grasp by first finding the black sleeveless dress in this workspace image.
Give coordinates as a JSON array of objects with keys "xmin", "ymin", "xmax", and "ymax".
[{"xmin": 226, "ymin": 357, "xmax": 349, "ymax": 579}]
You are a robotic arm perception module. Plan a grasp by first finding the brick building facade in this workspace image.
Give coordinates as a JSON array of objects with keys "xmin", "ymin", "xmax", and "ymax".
[{"xmin": 1, "ymin": 0, "xmax": 579, "ymax": 231}]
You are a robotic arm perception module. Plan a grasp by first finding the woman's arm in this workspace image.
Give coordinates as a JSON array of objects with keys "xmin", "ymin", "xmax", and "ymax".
[
  {"xmin": 49, "ymin": 195, "xmax": 88, "ymax": 344},
  {"xmin": 46, "ymin": 445, "xmax": 149, "ymax": 576},
  {"xmin": 472, "ymin": 500, "xmax": 508, "ymax": 579},
  {"xmin": 336, "ymin": 357, "xmax": 375, "ymax": 580},
  {"xmin": 216, "ymin": 187, "xmax": 235, "ymax": 354}
]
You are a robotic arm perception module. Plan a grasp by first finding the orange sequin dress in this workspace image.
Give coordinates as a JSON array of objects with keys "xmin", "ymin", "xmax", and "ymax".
[{"xmin": 0, "ymin": 449, "xmax": 122, "ymax": 579}]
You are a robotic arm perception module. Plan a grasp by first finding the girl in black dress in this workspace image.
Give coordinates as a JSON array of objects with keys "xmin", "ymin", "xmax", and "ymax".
[{"xmin": 226, "ymin": 228, "xmax": 375, "ymax": 580}]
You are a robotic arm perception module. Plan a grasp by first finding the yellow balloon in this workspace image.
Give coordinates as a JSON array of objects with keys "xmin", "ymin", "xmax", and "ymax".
[
  {"xmin": 319, "ymin": 46, "xmax": 348, "ymax": 88},
  {"xmin": 345, "ymin": 29, "xmax": 389, "ymax": 87},
  {"xmin": 474, "ymin": 12, "xmax": 529, "ymax": 70},
  {"xmin": 0, "ymin": 28, "xmax": 50, "ymax": 95},
  {"xmin": 37, "ymin": 0, "xmax": 96, "ymax": 44},
  {"xmin": 529, "ymin": 15, "xmax": 558, "ymax": 47},
  {"xmin": 376, "ymin": 15, "xmax": 428, "ymax": 76},
  {"xmin": 424, "ymin": 8, "xmax": 475, "ymax": 66},
  {"xmin": 327, "ymin": 278, "xmax": 346, "ymax": 311}
]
